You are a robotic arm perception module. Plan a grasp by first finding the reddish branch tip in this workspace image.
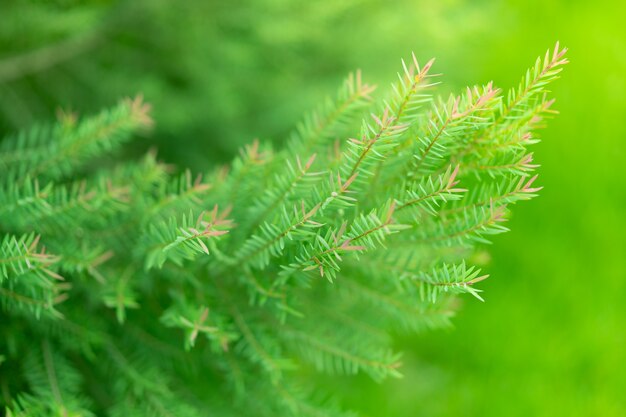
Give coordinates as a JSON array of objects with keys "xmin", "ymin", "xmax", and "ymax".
[
  {"xmin": 520, "ymin": 175, "xmax": 543, "ymax": 193},
  {"xmin": 124, "ymin": 94, "xmax": 153, "ymax": 128}
]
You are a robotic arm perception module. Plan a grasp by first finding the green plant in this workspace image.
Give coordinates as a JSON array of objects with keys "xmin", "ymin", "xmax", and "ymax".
[
  {"xmin": 0, "ymin": 0, "xmax": 391, "ymax": 165},
  {"xmin": 0, "ymin": 43, "xmax": 567, "ymax": 416}
]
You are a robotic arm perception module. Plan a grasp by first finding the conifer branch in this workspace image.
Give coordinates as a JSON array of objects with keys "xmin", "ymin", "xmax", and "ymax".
[{"xmin": 0, "ymin": 44, "xmax": 567, "ymax": 416}]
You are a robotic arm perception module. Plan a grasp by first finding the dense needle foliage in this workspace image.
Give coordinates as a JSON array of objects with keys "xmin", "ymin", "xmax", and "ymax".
[{"xmin": 0, "ymin": 43, "xmax": 566, "ymax": 416}]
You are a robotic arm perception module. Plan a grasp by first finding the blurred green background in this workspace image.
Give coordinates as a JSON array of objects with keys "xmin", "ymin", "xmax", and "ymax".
[{"xmin": 1, "ymin": 0, "xmax": 624, "ymax": 416}]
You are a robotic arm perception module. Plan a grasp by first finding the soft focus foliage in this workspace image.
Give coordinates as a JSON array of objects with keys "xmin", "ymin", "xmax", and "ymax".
[
  {"xmin": 1, "ymin": 0, "xmax": 624, "ymax": 416},
  {"xmin": 0, "ymin": 46, "xmax": 565, "ymax": 415}
]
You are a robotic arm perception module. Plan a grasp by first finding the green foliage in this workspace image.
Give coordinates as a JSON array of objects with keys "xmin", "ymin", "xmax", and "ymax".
[
  {"xmin": 0, "ymin": 0, "xmax": 393, "ymax": 166},
  {"xmin": 0, "ymin": 43, "xmax": 566, "ymax": 416}
]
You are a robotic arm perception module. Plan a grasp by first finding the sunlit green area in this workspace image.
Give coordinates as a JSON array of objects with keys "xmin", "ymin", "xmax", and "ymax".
[{"xmin": 1, "ymin": 0, "xmax": 624, "ymax": 415}]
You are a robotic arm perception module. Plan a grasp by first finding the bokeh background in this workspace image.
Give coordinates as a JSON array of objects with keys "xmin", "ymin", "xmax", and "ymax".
[{"xmin": 1, "ymin": 0, "xmax": 624, "ymax": 415}]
